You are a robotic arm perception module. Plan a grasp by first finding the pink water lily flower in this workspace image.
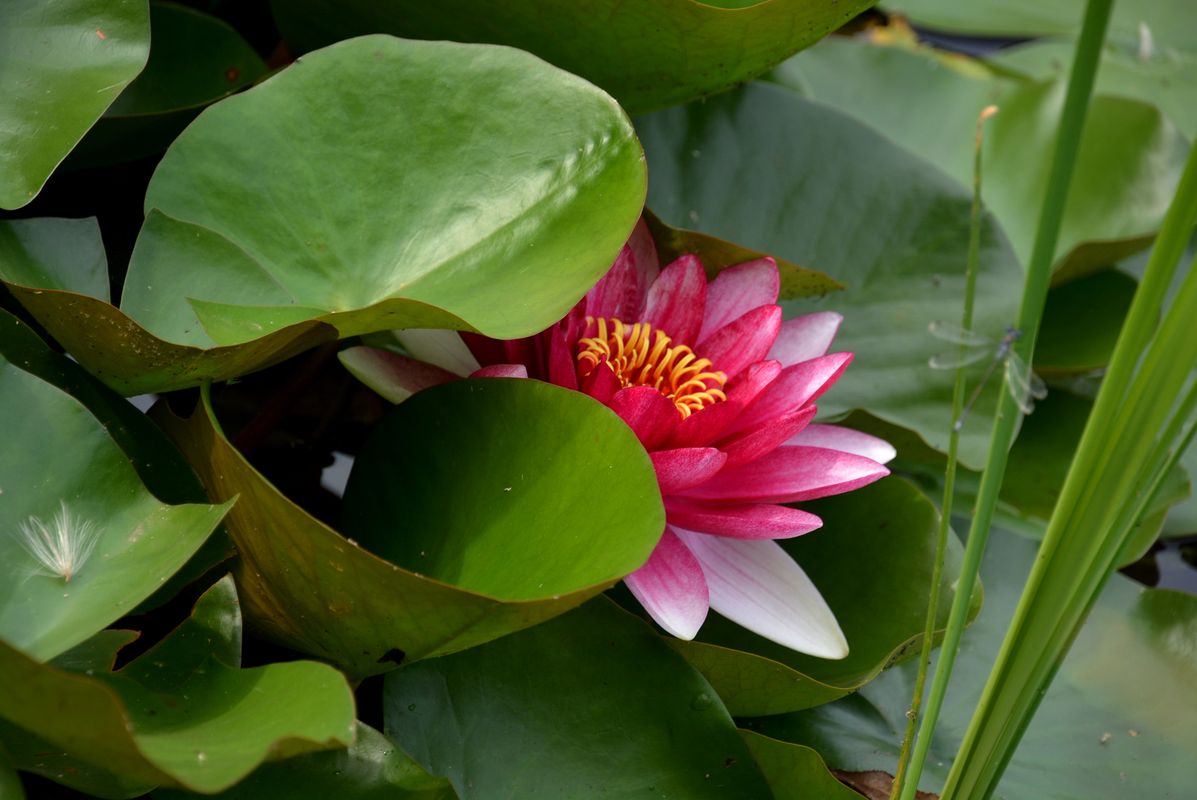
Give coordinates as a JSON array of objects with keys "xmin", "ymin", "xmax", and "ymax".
[{"xmin": 344, "ymin": 220, "xmax": 894, "ymax": 658}]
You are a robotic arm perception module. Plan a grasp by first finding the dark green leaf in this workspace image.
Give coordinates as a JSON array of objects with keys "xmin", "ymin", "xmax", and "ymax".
[
  {"xmin": 384, "ymin": 599, "xmax": 772, "ymax": 799},
  {"xmin": 739, "ymin": 730, "xmax": 863, "ymax": 800},
  {"xmin": 0, "ymin": 0, "xmax": 149, "ymax": 208},
  {"xmin": 155, "ymin": 722, "xmax": 452, "ymax": 800},
  {"xmin": 271, "ymin": 0, "xmax": 875, "ymax": 114}
]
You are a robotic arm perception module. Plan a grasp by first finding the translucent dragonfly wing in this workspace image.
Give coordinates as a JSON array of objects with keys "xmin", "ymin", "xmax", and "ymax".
[
  {"xmin": 928, "ymin": 321, "xmax": 997, "ymax": 369},
  {"xmin": 1004, "ymin": 353, "xmax": 1049, "ymax": 415}
]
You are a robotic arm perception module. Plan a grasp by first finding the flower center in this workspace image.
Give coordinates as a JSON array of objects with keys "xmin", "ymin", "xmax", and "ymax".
[{"xmin": 576, "ymin": 317, "xmax": 727, "ymax": 418}]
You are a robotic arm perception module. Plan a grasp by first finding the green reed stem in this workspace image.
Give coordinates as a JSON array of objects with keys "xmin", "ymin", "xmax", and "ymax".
[
  {"xmin": 897, "ymin": 1, "xmax": 1114, "ymax": 797},
  {"xmin": 890, "ymin": 106, "xmax": 997, "ymax": 800}
]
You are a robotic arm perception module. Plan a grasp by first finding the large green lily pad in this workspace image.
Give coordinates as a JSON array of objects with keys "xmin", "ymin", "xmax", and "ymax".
[
  {"xmin": 0, "ymin": 577, "xmax": 356, "ymax": 796},
  {"xmin": 0, "ymin": 352, "xmax": 228, "ymax": 663},
  {"xmin": 637, "ymin": 81, "xmax": 1024, "ymax": 469},
  {"xmin": 3, "ymin": 35, "xmax": 646, "ymax": 394},
  {"xmin": 771, "ymin": 35, "xmax": 1190, "ymax": 281},
  {"xmin": 668, "ymin": 477, "xmax": 979, "ymax": 715},
  {"xmin": 158, "ymin": 378, "xmax": 663, "ymax": 678},
  {"xmin": 0, "ymin": 0, "xmax": 150, "ymax": 208},
  {"xmin": 270, "ymin": 0, "xmax": 875, "ymax": 115},
  {"xmin": 752, "ymin": 527, "xmax": 1197, "ymax": 798},
  {"xmin": 384, "ymin": 598, "xmax": 772, "ymax": 798}
]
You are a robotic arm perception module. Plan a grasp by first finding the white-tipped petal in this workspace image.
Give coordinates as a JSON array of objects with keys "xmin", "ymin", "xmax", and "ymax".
[
  {"xmin": 624, "ymin": 528, "xmax": 709, "ymax": 640},
  {"xmin": 675, "ymin": 530, "xmax": 848, "ymax": 659},
  {"xmin": 393, "ymin": 329, "xmax": 480, "ymax": 377},
  {"xmin": 786, "ymin": 424, "xmax": 897, "ymax": 464}
]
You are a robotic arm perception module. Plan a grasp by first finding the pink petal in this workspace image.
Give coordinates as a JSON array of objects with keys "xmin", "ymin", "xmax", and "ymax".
[
  {"xmin": 643, "ymin": 255, "xmax": 707, "ymax": 345},
  {"xmin": 663, "ymin": 399, "xmax": 744, "ymax": 449},
  {"xmin": 718, "ymin": 406, "xmax": 817, "ymax": 470},
  {"xmin": 675, "ymin": 531, "xmax": 848, "ymax": 658},
  {"xmin": 470, "ymin": 364, "xmax": 528, "ymax": 379},
  {"xmin": 722, "ymin": 353, "xmax": 852, "ymax": 438},
  {"xmin": 787, "ymin": 424, "xmax": 897, "ymax": 465},
  {"xmin": 697, "ymin": 258, "xmax": 780, "ymax": 342},
  {"xmin": 624, "ymin": 527, "xmax": 709, "ymax": 640},
  {"xmin": 393, "ymin": 329, "xmax": 481, "ymax": 377},
  {"xmin": 678, "ymin": 445, "xmax": 889, "ymax": 504},
  {"xmin": 768, "ymin": 312, "xmax": 843, "ymax": 367},
  {"xmin": 664, "ymin": 499, "xmax": 822, "ymax": 540},
  {"xmin": 608, "ymin": 386, "xmax": 680, "ymax": 450},
  {"xmin": 724, "ymin": 360, "xmax": 782, "ymax": 409},
  {"xmin": 697, "ymin": 305, "xmax": 782, "ymax": 381},
  {"xmin": 548, "ymin": 327, "xmax": 579, "ymax": 391},
  {"xmin": 586, "ymin": 221, "xmax": 660, "ymax": 322},
  {"xmin": 338, "ymin": 347, "xmax": 456, "ymax": 404},
  {"xmin": 651, "ymin": 448, "xmax": 727, "ymax": 494},
  {"xmin": 580, "ymin": 358, "xmax": 621, "ymax": 405}
]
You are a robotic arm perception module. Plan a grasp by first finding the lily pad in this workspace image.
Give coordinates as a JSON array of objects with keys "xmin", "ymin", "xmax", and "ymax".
[
  {"xmin": 67, "ymin": 1, "xmax": 269, "ymax": 168},
  {"xmin": 0, "ymin": 577, "xmax": 356, "ymax": 796},
  {"xmin": 157, "ymin": 378, "xmax": 663, "ymax": 678},
  {"xmin": 991, "ymin": 39, "xmax": 1197, "ymax": 138},
  {"xmin": 0, "ymin": 351, "xmax": 229, "ymax": 662},
  {"xmin": 739, "ymin": 730, "xmax": 863, "ymax": 800},
  {"xmin": 155, "ymin": 722, "xmax": 453, "ymax": 800},
  {"xmin": 0, "ymin": 0, "xmax": 150, "ymax": 208},
  {"xmin": 771, "ymin": 35, "xmax": 1190, "ymax": 281},
  {"xmin": 751, "ymin": 527, "xmax": 1197, "ymax": 799},
  {"xmin": 0, "ymin": 301, "xmax": 235, "ymax": 609},
  {"xmin": 384, "ymin": 598, "xmax": 772, "ymax": 798},
  {"xmin": 0, "ymin": 217, "xmax": 110, "ymax": 301},
  {"xmin": 4, "ymin": 35, "xmax": 647, "ymax": 394},
  {"xmin": 637, "ymin": 80, "xmax": 1024, "ymax": 469},
  {"xmin": 270, "ymin": 0, "xmax": 874, "ymax": 114},
  {"xmin": 884, "ymin": 0, "xmax": 1197, "ymax": 54},
  {"xmin": 668, "ymin": 477, "xmax": 979, "ymax": 715}
]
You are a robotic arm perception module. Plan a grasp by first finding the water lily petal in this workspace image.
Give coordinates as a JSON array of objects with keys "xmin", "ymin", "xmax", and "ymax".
[
  {"xmin": 698, "ymin": 305, "xmax": 782, "ymax": 381},
  {"xmin": 724, "ymin": 359, "xmax": 782, "ymax": 409},
  {"xmin": 393, "ymin": 329, "xmax": 481, "ymax": 377},
  {"xmin": 470, "ymin": 364, "xmax": 528, "ymax": 379},
  {"xmin": 338, "ymin": 347, "xmax": 456, "ymax": 404},
  {"xmin": 608, "ymin": 385, "xmax": 681, "ymax": 450},
  {"xmin": 651, "ymin": 448, "xmax": 727, "ymax": 494},
  {"xmin": 675, "ymin": 531, "xmax": 848, "ymax": 658},
  {"xmin": 767, "ymin": 312, "xmax": 843, "ymax": 367},
  {"xmin": 723, "ymin": 353, "xmax": 852, "ymax": 437},
  {"xmin": 697, "ymin": 258, "xmax": 779, "ymax": 342},
  {"xmin": 679, "ymin": 445, "xmax": 889, "ymax": 504},
  {"xmin": 625, "ymin": 527, "xmax": 709, "ymax": 640},
  {"xmin": 718, "ymin": 406, "xmax": 817, "ymax": 470},
  {"xmin": 644, "ymin": 255, "xmax": 707, "ymax": 345},
  {"xmin": 664, "ymin": 398, "xmax": 744, "ymax": 449},
  {"xmin": 664, "ymin": 500, "xmax": 822, "ymax": 539},
  {"xmin": 586, "ymin": 219, "xmax": 659, "ymax": 322},
  {"xmin": 580, "ymin": 358, "xmax": 621, "ymax": 405},
  {"xmin": 787, "ymin": 424, "xmax": 897, "ymax": 464},
  {"xmin": 460, "ymin": 331, "xmax": 507, "ymax": 368}
]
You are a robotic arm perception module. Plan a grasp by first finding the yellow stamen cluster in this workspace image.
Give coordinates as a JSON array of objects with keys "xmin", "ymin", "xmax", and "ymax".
[{"xmin": 577, "ymin": 317, "xmax": 727, "ymax": 418}]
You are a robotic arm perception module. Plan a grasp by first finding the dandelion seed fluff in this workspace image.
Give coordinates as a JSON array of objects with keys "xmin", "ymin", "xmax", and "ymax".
[{"xmin": 17, "ymin": 501, "xmax": 100, "ymax": 582}]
